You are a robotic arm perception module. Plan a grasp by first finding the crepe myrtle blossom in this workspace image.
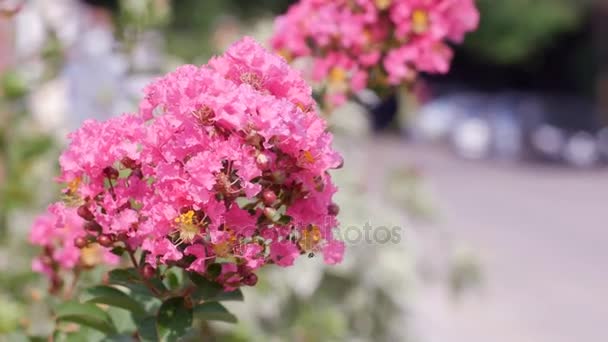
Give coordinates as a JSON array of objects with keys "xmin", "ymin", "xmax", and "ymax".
[
  {"xmin": 271, "ymin": 0, "xmax": 479, "ymax": 108},
  {"xmin": 30, "ymin": 37, "xmax": 344, "ymax": 292}
]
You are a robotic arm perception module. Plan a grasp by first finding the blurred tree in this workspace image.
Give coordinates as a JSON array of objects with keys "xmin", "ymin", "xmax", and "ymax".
[
  {"xmin": 464, "ymin": 0, "xmax": 587, "ymax": 65},
  {"xmin": 165, "ymin": 0, "xmax": 293, "ymax": 62}
]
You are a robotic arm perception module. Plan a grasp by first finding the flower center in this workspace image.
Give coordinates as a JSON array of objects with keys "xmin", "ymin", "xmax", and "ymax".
[
  {"xmin": 174, "ymin": 210, "xmax": 200, "ymax": 244},
  {"xmin": 302, "ymin": 150, "xmax": 315, "ymax": 164},
  {"xmin": 329, "ymin": 67, "xmax": 347, "ymax": 84},
  {"xmin": 412, "ymin": 9, "xmax": 430, "ymax": 34},
  {"xmin": 240, "ymin": 72, "xmax": 263, "ymax": 91},
  {"xmin": 299, "ymin": 225, "xmax": 323, "ymax": 251},
  {"xmin": 374, "ymin": 0, "xmax": 392, "ymax": 10}
]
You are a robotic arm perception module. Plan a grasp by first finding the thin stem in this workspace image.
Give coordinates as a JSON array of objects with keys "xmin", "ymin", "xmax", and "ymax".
[
  {"xmin": 126, "ymin": 247, "xmax": 162, "ymax": 297},
  {"xmin": 106, "ymin": 176, "xmax": 117, "ymax": 201}
]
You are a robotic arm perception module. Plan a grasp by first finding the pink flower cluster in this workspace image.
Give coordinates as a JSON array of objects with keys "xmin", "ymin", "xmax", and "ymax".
[
  {"xmin": 30, "ymin": 37, "xmax": 344, "ymax": 291},
  {"xmin": 271, "ymin": 0, "xmax": 479, "ymax": 107}
]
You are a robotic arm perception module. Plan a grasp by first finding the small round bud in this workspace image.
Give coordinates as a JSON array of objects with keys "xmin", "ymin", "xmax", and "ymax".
[
  {"xmin": 263, "ymin": 207, "xmax": 278, "ymax": 221},
  {"xmin": 77, "ymin": 205, "xmax": 95, "ymax": 221},
  {"xmin": 328, "ymin": 203, "xmax": 340, "ymax": 216},
  {"xmin": 243, "ymin": 273, "xmax": 258, "ymax": 286},
  {"xmin": 262, "ymin": 190, "xmax": 277, "ymax": 206},
  {"xmin": 256, "ymin": 152, "xmax": 270, "ymax": 169},
  {"xmin": 74, "ymin": 237, "xmax": 88, "ymax": 249},
  {"xmin": 121, "ymin": 157, "xmax": 138, "ymax": 169},
  {"xmin": 97, "ymin": 234, "xmax": 114, "ymax": 248},
  {"xmin": 103, "ymin": 166, "xmax": 119, "ymax": 180},
  {"xmin": 84, "ymin": 221, "xmax": 102, "ymax": 234},
  {"xmin": 142, "ymin": 264, "xmax": 156, "ymax": 279}
]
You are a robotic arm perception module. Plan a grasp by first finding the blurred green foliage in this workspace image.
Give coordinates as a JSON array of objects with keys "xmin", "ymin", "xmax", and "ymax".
[
  {"xmin": 162, "ymin": 0, "xmax": 292, "ymax": 62},
  {"xmin": 464, "ymin": 0, "xmax": 587, "ymax": 64}
]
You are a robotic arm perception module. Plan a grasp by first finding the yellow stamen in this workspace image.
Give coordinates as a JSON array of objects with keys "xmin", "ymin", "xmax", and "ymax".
[
  {"xmin": 374, "ymin": 0, "xmax": 392, "ymax": 10},
  {"xmin": 303, "ymin": 151, "xmax": 315, "ymax": 163},
  {"xmin": 296, "ymin": 102, "xmax": 309, "ymax": 112},
  {"xmin": 278, "ymin": 48, "xmax": 293, "ymax": 62},
  {"xmin": 329, "ymin": 67, "xmax": 347, "ymax": 84},
  {"xmin": 174, "ymin": 210, "xmax": 200, "ymax": 244},
  {"xmin": 412, "ymin": 9, "xmax": 430, "ymax": 34},
  {"xmin": 299, "ymin": 225, "xmax": 323, "ymax": 251},
  {"xmin": 67, "ymin": 177, "xmax": 81, "ymax": 193}
]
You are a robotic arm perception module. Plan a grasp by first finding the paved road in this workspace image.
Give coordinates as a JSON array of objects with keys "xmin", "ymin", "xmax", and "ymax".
[{"xmin": 368, "ymin": 138, "xmax": 608, "ymax": 342}]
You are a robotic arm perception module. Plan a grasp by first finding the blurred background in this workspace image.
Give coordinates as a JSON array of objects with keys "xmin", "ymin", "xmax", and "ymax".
[{"xmin": 0, "ymin": 0, "xmax": 606, "ymax": 341}]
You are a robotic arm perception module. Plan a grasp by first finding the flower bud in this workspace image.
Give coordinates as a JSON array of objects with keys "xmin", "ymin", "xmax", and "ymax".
[
  {"xmin": 243, "ymin": 273, "xmax": 258, "ymax": 286},
  {"xmin": 97, "ymin": 234, "xmax": 114, "ymax": 248},
  {"xmin": 328, "ymin": 203, "xmax": 340, "ymax": 216},
  {"xmin": 84, "ymin": 221, "xmax": 102, "ymax": 234},
  {"xmin": 121, "ymin": 157, "xmax": 138, "ymax": 169},
  {"xmin": 262, "ymin": 190, "xmax": 277, "ymax": 206},
  {"xmin": 263, "ymin": 207, "xmax": 278, "ymax": 221},
  {"xmin": 103, "ymin": 166, "xmax": 119, "ymax": 180},
  {"xmin": 256, "ymin": 152, "xmax": 270, "ymax": 169},
  {"xmin": 74, "ymin": 237, "xmax": 88, "ymax": 249},
  {"xmin": 77, "ymin": 205, "xmax": 95, "ymax": 221},
  {"xmin": 142, "ymin": 264, "xmax": 156, "ymax": 279}
]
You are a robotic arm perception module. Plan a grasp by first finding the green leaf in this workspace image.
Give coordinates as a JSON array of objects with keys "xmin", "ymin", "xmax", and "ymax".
[
  {"xmin": 110, "ymin": 246, "xmax": 126, "ymax": 256},
  {"xmin": 55, "ymin": 301, "xmax": 117, "ymax": 335},
  {"xmin": 156, "ymin": 297, "xmax": 193, "ymax": 342},
  {"xmin": 163, "ymin": 268, "xmax": 184, "ymax": 291},
  {"xmin": 60, "ymin": 327, "xmax": 105, "ymax": 342},
  {"xmin": 83, "ymin": 285, "xmax": 146, "ymax": 316},
  {"xmin": 188, "ymin": 273, "xmax": 243, "ymax": 302},
  {"xmin": 107, "ymin": 268, "xmax": 140, "ymax": 285},
  {"xmin": 277, "ymin": 215, "xmax": 292, "ymax": 225},
  {"xmin": 193, "ymin": 302, "xmax": 237, "ymax": 323},
  {"xmin": 107, "ymin": 307, "xmax": 137, "ymax": 334},
  {"xmin": 134, "ymin": 316, "xmax": 158, "ymax": 342},
  {"xmin": 107, "ymin": 267, "xmax": 167, "ymax": 295}
]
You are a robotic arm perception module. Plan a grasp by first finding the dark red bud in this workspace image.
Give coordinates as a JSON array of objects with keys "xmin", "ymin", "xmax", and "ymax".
[
  {"xmin": 262, "ymin": 190, "xmax": 277, "ymax": 206},
  {"xmin": 97, "ymin": 234, "xmax": 114, "ymax": 248},
  {"xmin": 121, "ymin": 157, "xmax": 138, "ymax": 169},
  {"xmin": 328, "ymin": 203, "xmax": 340, "ymax": 216},
  {"xmin": 243, "ymin": 273, "xmax": 258, "ymax": 286},
  {"xmin": 77, "ymin": 205, "xmax": 95, "ymax": 221},
  {"xmin": 103, "ymin": 166, "xmax": 119, "ymax": 180},
  {"xmin": 84, "ymin": 221, "xmax": 102, "ymax": 233},
  {"xmin": 74, "ymin": 237, "xmax": 88, "ymax": 249},
  {"xmin": 142, "ymin": 264, "xmax": 156, "ymax": 279}
]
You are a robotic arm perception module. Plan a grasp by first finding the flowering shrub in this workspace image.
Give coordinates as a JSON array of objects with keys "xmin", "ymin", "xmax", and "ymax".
[
  {"xmin": 29, "ymin": 37, "xmax": 343, "ymax": 340},
  {"xmin": 271, "ymin": 0, "xmax": 479, "ymax": 108}
]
